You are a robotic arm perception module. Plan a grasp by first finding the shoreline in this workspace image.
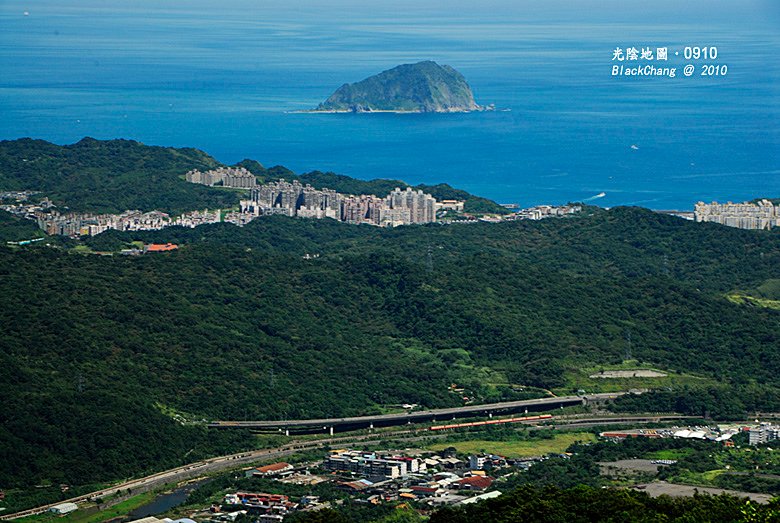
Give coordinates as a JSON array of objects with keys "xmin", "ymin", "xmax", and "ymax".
[{"xmin": 288, "ymin": 105, "xmax": 497, "ymax": 115}]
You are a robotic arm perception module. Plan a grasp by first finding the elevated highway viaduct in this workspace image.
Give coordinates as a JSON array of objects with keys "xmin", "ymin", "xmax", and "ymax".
[{"xmin": 208, "ymin": 393, "xmax": 624, "ymax": 435}]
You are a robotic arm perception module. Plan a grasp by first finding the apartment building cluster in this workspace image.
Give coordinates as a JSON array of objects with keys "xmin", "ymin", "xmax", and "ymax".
[
  {"xmin": 240, "ymin": 180, "xmax": 437, "ymax": 227},
  {"xmin": 243, "ymin": 179, "xmax": 342, "ymax": 220},
  {"xmin": 36, "ymin": 209, "xmax": 221, "ymax": 237},
  {"xmin": 186, "ymin": 167, "xmax": 257, "ymax": 188},
  {"xmin": 695, "ymin": 199, "xmax": 780, "ymax": 230},
  {"xmin": 511, "ymin": 204, "xmax": 582, "ymax": 221},
  {"xmin": 749, "ymin": 423, "xmax": 780, "ymax": 446},
  {"xmin": 324, "ymin": 450, "xmax": 427, "ymax": 479}
]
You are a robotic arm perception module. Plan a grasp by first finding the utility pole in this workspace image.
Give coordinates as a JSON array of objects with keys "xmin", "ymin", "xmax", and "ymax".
[{"xmin": 625, "ymin": 330, "xmax": 632, "ymax": 361}]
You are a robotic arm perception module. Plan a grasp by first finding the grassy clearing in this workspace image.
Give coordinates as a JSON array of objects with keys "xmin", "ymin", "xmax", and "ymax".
[
  {"xmin": 556, "ymin": 361, "xmax": 712, "ymax": 395},
  {"xmin": 15, "ymin": 490, "xmax": 157, "ymax": 523},
  {"xmin": 647, "ymin": 449, "xmax": 695, "ymax": 460},
  {"xmin": 669, "ymin": 469, "xmax": 728, "ymax": 488},
  {"xmin": 425, "ymin": 432, "xmax": 596, "ymax": 458},
  {"xmin": 726, "ymin": 294, "xmax": 780, "ymax": 310}
]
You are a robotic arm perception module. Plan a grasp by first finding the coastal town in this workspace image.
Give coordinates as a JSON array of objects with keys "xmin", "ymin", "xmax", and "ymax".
[
  {"xmin": 3, "ymin": 165, "xmax": 776, "ymax": 244},
  {"xmin": 694, "ymin": 199, "xmax": 780, "ymax": 230},
  {"xmin": 0, "ymin": 165, "xmax": 583, "ymax": 239}
]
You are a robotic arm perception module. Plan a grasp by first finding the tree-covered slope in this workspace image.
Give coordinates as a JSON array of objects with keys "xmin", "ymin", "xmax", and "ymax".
[
  {"xmin": 1, "ymin": 139, "xmax": 779, "ymax": 504},
  {"xmin": 0, "ymin": 138, "xmax": 507, "ymax": 214},
  {"xmin": 1, "ymin": 207, "xmax": 779, "ymax": 494},
  {"xmin": 428, "ymin": 484, "xmax": 779, "ymax": 523},
  {"xmin": 0, "ymin": 137, "xmax": 234, "ymax": 214},
  {"xmin": 0, "ymin": 209, "xmax": 46, "ymax": 242}
]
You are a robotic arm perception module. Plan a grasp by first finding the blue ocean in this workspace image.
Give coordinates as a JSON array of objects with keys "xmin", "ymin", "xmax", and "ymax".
[{"xmin": 1, "ymin": 0, "xmax": 778, "ymax": 209}]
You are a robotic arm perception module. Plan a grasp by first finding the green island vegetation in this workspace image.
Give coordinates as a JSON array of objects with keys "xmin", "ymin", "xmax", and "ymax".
[
  {"xmin": 1, "ymin": 138, "xmax": 779, "ymax": 518},
  {"xmin": 313, "ymin": 61, "xmax": 482, "ymax": 113}
]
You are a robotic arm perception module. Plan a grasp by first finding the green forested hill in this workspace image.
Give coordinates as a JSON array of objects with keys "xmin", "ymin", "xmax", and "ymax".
[
  {"xmin": 0, "ymin": 137, "xmax": 232, "ymax": 214},
  {"xmin": 0, "ymin": 138, "xmax": 506, "ymax": 214},
  {"xmin": 1, "ymin": 207, "xmax": 779, "ymax": 494},
  {"xmin": 1, "ymin": 139, "xmax": 779, "ymax": 504}
]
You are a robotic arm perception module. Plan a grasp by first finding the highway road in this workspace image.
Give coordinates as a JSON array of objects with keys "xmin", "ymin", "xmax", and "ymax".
[
  {"xmin": 208, "ymin": 393, "xmax": 625, "ymax": 432},
  {"xmin": 1, "ymin": 396, "xmax": 641, "ymax": 521},
  {"xmin": 0, "ymin": 431, "xmax": 399, "ymax": 521}
]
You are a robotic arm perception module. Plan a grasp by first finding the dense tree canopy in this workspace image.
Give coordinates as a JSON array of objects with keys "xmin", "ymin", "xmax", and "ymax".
[{"xmin": 0, "ymin": 138, "xmax": 778, "ymax": 505}]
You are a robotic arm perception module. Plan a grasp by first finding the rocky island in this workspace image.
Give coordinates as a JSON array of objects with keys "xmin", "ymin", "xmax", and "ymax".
[{"xmin": 311, "ymin": 61, "xmax": 490, "ymax": 113}]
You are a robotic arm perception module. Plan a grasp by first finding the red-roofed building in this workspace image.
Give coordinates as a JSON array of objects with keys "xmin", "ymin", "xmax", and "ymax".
[
  {"xmin": 456, "ymin": 476, "xmax": 494, "ymax": 491},
  {"xmin": 410, "ymin": 486, "xmax": 440, "ymax": 497},
  {"xmin": 145, "ymin": 243, "xmax": 178, "ymax": 252},
  {"xmin": 253, "ymin": 462, "xmax": 293, "ymax": 477}
]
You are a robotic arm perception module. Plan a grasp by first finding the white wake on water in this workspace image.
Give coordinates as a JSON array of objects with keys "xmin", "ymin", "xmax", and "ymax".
[{"xmin": 583, "ymin": 192, "xmax": 606, "ymax": 202}]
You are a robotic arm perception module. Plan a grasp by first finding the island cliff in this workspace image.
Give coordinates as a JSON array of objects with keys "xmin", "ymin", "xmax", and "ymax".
[{"xmin": 313, "ymin": 61, "xmax": 487, "ymax": 113}]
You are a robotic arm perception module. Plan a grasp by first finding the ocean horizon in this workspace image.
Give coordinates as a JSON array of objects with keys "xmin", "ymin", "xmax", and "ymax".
[{"xmin": 1, "ymin": 0, "xmax": 778, "ymax": 210}]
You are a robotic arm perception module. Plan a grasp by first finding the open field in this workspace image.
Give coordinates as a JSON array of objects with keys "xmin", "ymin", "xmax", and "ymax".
[
  {"xmin": 599, "ymin": 459, "xmax": 664, "ymax": 474},
  {"xmin": 590, "ymin": 370, "xmax": 667, "ymax": 378},
  {"xmin": 557, "ymin": 361, "xmax": 712, "ymax": 395},
  {"xmin": 15, "ymin": 491, "xmax": 157, "ymax": 523},
  {"xmin": 633, "ymin": 481, "xmax": 774, "ymax": 503},
  {"xmin": 425, "ymin": 432, "xmax": 596, "ymax": 458},
  {"xmin": 726, "ymin": 293, "xmax": 780, "ymax": 310}
]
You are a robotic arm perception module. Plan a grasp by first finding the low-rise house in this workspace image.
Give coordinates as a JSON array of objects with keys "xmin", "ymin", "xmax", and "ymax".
[
  {"xmin": 49, "ymin": 502, "xmax": 78, "ymax": 515},
  {"xmin": 410, "ymin": 485, "xmax": 441, "ymax": 497},
  {"xmin": 455, "ymin": 475, "xmax": 494, "ymax": 491},
  {"xmin": 252, "ymin": 462, "xmax": 293, "ymax": 477}
]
